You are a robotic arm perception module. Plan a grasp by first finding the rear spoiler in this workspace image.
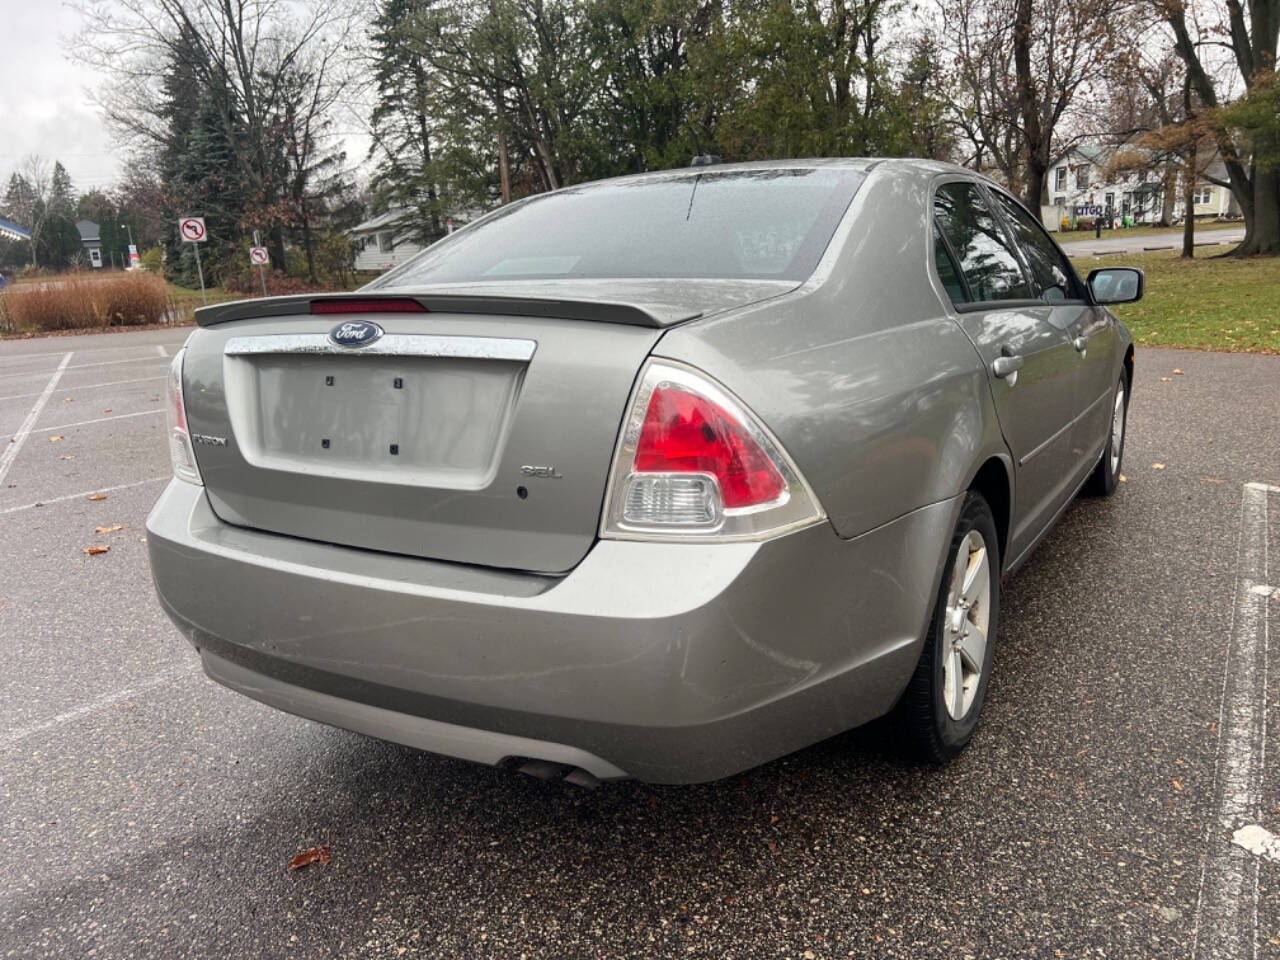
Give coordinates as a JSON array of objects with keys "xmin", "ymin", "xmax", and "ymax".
[{"xmin": 194, "ymin": 292, "xmax": 701, "ymax": 329}]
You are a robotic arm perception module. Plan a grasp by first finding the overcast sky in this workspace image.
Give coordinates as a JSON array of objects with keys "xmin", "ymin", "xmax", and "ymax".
[{"xmin": 0, "ymin": 1, "xmax": 133, "ymax": 192}]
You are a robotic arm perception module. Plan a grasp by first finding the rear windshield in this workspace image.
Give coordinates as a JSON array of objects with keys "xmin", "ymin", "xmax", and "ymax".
[{"xmin": 370, "ymin": 168, "xmax": 864, "ymax": 287}]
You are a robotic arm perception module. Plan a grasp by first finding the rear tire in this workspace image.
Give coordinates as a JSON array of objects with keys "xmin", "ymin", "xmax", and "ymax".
[
  {"xmin": 897, "ymin": 491, "xmax": 1000, "ymax": 762},
  {"xmin": 1084, "ymin": 375, "xmax": 1127, "ymax": 497}
]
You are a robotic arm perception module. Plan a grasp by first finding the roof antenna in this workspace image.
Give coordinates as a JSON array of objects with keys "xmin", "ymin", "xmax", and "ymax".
[{"xmin": 687, "ymin": 125, "xmax": 721, "ymax": 167}]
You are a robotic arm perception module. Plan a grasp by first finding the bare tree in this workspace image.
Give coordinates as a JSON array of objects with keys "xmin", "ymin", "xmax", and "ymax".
[
  {"xmin": 18, "ymin": 156, "xmax": 52, "ymax": 269},
  {"xmin": 938, "ymin": 0, "xmax": 1134, "ymax": 219},
  {"xmin": 1102, "ymin": 44, "xmax": 1186, "ymax": 226},
  {"xmin": 72, "ymin": 0, "xmax": 360, "ymax": 267},
  {"xmin": 1155, "ymin": 0, "xmax": 1280, "ymax": 254},
  {"xmin": 1012, "ymin": 0, "xmax": 1135, "ymax": 218},
  {"xmin": 935, "ymin": 0, "xmax": 1026, "ymax": 189}
]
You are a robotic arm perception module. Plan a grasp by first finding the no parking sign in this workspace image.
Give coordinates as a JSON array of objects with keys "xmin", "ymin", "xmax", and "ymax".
[
  {"xmin": 249, "ymin": 246, "xmax": 269, "ymax": 265},
  {"xmin": 179, "ymin": 216, "xmax": 209, "ymax": 305}
]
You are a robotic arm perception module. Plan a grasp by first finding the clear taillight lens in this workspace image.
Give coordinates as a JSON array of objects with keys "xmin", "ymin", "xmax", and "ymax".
[
  {"xmin": 166, "ymin": 348, "xmax": 202, "ymax": 485},
  {"xmin": 601, "ymin": 361, "xmax": 823, "ymax": 541}
]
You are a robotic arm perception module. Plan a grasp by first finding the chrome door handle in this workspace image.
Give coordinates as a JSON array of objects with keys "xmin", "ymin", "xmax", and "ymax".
[
  {"xmin": 992, "ymin": 355, "xmax": 1023, "ymax": 379},
  {"xmin": 1073, "ymin": 336, "xmax": 1088, "ymax": 353}
]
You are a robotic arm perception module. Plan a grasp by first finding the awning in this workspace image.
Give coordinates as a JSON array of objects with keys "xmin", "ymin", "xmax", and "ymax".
[{"xmin": 0, "ymin": 216, "xmax": 31, "ymax": 242}]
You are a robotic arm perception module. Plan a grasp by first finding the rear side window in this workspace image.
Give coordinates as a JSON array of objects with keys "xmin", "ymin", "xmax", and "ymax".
[
  {"xmin": 989, "ymin": 191, "xmax": 1082, "ymax": 302},
  {"xmin": 933, "ymin": 225, "xmax": 969, "ymax": 303},
  {"xmin": 934, "ymin": 183, "xmax": 1032, "ymax": 303}
]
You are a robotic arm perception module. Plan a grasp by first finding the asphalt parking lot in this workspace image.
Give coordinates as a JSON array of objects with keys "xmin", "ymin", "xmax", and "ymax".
[{"xmin": 1, "ymin": 327, "xmax": 1277, "ymax": 959}]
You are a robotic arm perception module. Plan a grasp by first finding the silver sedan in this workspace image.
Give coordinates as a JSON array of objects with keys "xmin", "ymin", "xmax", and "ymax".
[{"xmin": 148, "ymin": 159, "xmax": 1139, "ymax": 784}]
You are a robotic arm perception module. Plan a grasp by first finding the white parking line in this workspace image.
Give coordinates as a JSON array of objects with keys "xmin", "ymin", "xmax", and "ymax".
[
  {"xmin": 1, "ymin": 665, "xmax": 198, "ymax": 747},
  {"xmin": 33, "ymin": 409, "xmax": 164, "ymax": 434},
  {"xmin": 0, "ymin": 355, "xmax": 166, "ymax": 381},
  {"xmin": 65, "ymin": 355, "xmax": 170, "ymax": 372},
  {"xmin": 1231, "ymin": 824, "xmax": 1280, "ymax": 864},
  {"xmin": 0, "ymin": 352, "xmax": 71, "ymax": 487},
  {"xmin": 0, "ymin": 342, "xmax": 177, "ymax": 363},
  {"xmin": 155, "ymin": 344, "xmax": 167, "ymax": 357},
  {"xmin": 1192, "ymin": 482, "xmax": 1271, "ymax": 960},
  {"xmin": 0, "ymin": 475, "xmax": 169, "ymax": 515},
  {"xmin": 0, "ymin": 374, "xmax": 166, "ymax": 403}
]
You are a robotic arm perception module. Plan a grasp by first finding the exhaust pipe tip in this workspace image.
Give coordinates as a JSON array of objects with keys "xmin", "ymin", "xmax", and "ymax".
[{"xmin": 514, "ymin": 758, "xmax": 601, "ymax": 790}]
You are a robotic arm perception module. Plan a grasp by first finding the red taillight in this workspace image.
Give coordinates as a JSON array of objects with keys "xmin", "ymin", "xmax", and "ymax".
[
  {"xmin": 166, "ymin": 349, "xmax": 202, "ymax": 485},
  {"xmin": 310, "ymin": 298, "xmax": 427, "ymax": 315},
  {"xmin": 634, "ymin": 385, "xmax": 785, "ymax": 508}
]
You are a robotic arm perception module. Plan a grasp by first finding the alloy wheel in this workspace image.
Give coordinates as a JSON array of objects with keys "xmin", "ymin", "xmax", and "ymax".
[
  {"xmin": 942, "ymin": 529, "xmax": 991, "ymax": 721},
  {"xmin": 1109, "ymin": 383, "xmax": 1126, "ymax": 475}
]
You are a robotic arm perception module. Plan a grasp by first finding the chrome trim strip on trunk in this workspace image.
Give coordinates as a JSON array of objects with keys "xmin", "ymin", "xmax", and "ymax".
[{"xmin": 223, "ymin": 333, "xmax": 536, "ymax": 362}]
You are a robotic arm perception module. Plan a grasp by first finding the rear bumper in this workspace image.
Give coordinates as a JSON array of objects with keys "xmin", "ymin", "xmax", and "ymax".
[{"xmin": 147, "ymin": 480, "xmax": 959, "ymax": 783}]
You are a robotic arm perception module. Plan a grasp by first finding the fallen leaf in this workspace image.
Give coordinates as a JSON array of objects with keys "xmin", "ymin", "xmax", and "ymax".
[
  {"xmin": 1152, "ymin": 463, "xmax": 1166, "ymax": 470},
  {"xmin": 95, "ymin": 524, "xmax": 124, "ymax": 534},
  {"xmin": 83, "ymin": 545, "xmax": 109, "ymax": 556},
  {"xmin": 59, "ymin": 455, "xmax": 73, "ymax": 460},
  {"xmin": 287, "ymin": 844, "xmax": 331, "ymax": 871},
  {"xmin": 1160, "ymin": 376, "xmax": 1172, "ymax": 382},
  {"xmin": 49, "ymin": 435, "xmax": 64, "ymax": 443},
  {"xmin": 63, "ymin": 397, "xmax": 73, "ymax": 403},
  {"xmin": 770, "ymin": 814, "xmax": 779, "ymax": 825},
  {"xmin": 1172, "ymin": 779, "xmax": 1183, "ymax": 792},
  {"xmin": 1173, "ymin": 369, "xmax": 1183, "ymax": 375},
  {"xmin": 87, "ymin": 493, "xmax": 107, "ymax": 501},
  {"xmin": 103, "ymin": 408, "xmax": 112, "ymax": 413},
  {"xmin": 1118, "ymin": 474, "xmax": 1127, "ymax": 482},
  {"xmin": 1203, "ymin": 477, "xmax": 1224, "ymax": 484}
]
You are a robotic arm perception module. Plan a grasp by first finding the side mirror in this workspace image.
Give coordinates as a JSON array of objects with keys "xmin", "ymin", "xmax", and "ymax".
[{"xmin": 1087, "ymin": 267, "xmax": 1144, "ymax": 305}]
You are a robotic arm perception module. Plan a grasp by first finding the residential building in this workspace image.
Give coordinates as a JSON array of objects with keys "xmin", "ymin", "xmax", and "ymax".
[
  {"xmin": 75, "ymin": 219, "xmax": 103, "ymax": 268},
  {"xmin": 1039, "ymin": 142, "xmax": 1240, "ymax": 232},
  {"xmin": 350, "ymin": 209, "xmax": 425, "ymax": 273},
  {"xmin": 0, "ymin": 216, "xmax": 30, "ymax": 244}
]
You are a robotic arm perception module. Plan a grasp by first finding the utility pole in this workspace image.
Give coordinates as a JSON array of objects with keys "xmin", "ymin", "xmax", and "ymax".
[{"xmin": 121, "ymin": 223, "xmax": 137, "ymax": 269}]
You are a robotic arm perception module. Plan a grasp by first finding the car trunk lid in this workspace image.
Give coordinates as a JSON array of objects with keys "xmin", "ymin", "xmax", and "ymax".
[{"xmin": 181, "ymin": 282, "xmax": 792, "ymax": 573}]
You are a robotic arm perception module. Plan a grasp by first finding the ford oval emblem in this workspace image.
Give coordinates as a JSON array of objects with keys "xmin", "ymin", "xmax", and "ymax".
[{"xmin": 329, "ymin": 320, "xmax": 384, "ymax": 347}]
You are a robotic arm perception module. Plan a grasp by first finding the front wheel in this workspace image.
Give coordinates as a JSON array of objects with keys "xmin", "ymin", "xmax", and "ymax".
[
  {"xmin": 897, "ymin": 491, "xmax": 1000, "ymax": 762},
  {"xmin": 1084, "ymin": 375, "xmax": 1127, "ymax": 497}
]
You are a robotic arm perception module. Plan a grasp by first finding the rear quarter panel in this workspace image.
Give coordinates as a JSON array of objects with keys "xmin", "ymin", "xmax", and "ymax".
[{"xmin": 654, "ymin": 164, "xmax": 1010, "ymax": 540}]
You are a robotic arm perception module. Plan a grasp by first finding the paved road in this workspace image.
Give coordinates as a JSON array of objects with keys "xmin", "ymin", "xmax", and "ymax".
[
  {"xmin": 1, "ymin": 328, "xmax": 1278, "ymax": 959},
  {"xmin": 1058, "ymin": 227, "xmax": 1244, "ymax": 257}
]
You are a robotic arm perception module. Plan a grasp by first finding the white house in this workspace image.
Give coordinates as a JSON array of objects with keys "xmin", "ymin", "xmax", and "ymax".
[
  {"xmin": 350, "ymin": 209, "xmax": 425, "ymax": 273},
  {"xmin": 1040, "ymin": 142, "xmax": 1240, "ymax": 231}
]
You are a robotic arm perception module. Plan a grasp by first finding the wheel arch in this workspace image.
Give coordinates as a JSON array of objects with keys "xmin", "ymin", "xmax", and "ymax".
[{"xmin": 966, "ymin": 455, "xmax": 1013, "ymax": 570}]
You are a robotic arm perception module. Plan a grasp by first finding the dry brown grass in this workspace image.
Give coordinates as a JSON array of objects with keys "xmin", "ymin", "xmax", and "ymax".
[{"xmin": 0, "ymin": 273, "xmax": 176, "ymax": 333}]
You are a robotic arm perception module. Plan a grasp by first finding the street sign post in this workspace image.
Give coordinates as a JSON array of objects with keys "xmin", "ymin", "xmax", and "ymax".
[
  {"xmin": 250, "ymin": 235, "xmax": 269, "ymax": 297},
  {"xmin": 179, "ymin": 216, "xmax": 208, "ymax": 305}
]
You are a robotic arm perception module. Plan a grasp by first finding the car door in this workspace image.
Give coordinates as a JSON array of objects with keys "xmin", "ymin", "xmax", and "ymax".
[
  {"xmin": 984, "ymin": 187, "xmax": 1119, "ymax": 472},
  {"xmin": 932, "ymin": 180, "xmax": 1082, "ymax": 560}
]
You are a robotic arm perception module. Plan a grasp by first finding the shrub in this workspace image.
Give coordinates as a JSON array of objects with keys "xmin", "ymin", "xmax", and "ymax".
[
  {"xmin": 0, "ymin": 272, "xmax": 175, "ymax": 332},
  {"xmin": 140, "ymin": 247, "xmax": 164, "ymax": 273},
  {"xmin": 223, "ymin": 268, "xmax": 327, "ymax": 296}
]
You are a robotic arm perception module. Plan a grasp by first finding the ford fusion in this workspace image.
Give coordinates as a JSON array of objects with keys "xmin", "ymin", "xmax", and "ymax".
[{"xmin": 147, "ymin": 160, "xmax": 1140, "ymax": 784}]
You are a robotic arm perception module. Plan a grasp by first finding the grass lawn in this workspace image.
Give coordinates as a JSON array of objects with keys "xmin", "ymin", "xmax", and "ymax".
[
  {"xmin": 1059, "ymin": 221, "xmax": 1241, "ymax": 242},
  {"xmin": 1072, "ymin": 248, "xmax": 1280, "ymax": 354}
]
